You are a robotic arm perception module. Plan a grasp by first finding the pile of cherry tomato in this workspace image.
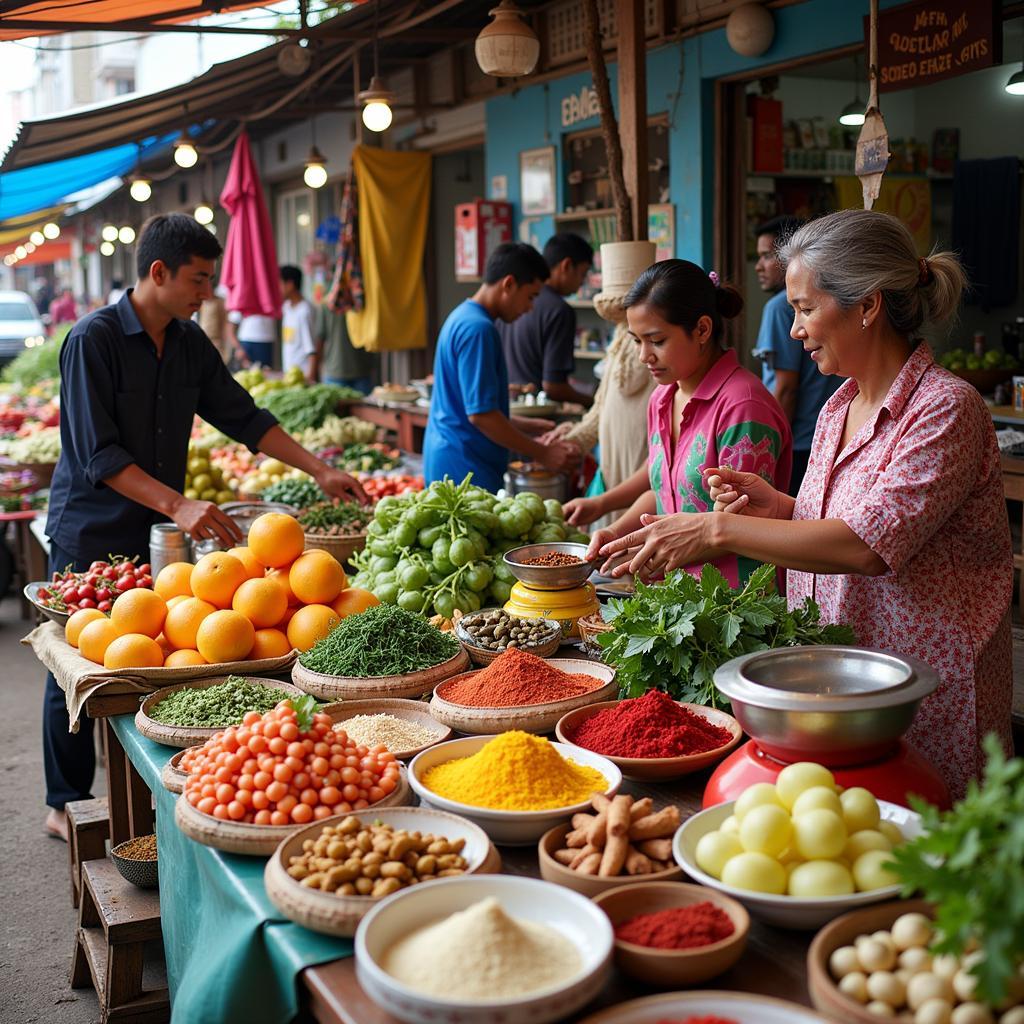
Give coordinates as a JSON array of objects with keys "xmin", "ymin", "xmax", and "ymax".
[
  {"xmin": 37, "ymin": 557, "xmax": 153, "ymax": 614},
  {"xmin": 356, "ymin": 474, "xmax": 424, "ymax": 501}
]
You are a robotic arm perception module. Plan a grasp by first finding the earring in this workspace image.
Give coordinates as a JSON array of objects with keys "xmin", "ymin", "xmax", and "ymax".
[{"xmin": 861, "ymin": 318, "xmax": 867, "ymax": 329}]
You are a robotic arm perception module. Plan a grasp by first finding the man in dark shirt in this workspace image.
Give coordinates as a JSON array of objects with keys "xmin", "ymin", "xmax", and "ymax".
[
  {"xmin": 42, "ymin": 213, "xmax": 365, "ymax": 839},
  {"xmin": 499, "ymin": 233, "xmax": 594, "ymax": 407}
]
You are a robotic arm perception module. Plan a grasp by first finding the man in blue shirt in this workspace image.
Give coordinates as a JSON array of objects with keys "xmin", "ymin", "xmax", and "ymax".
[
  {"xmin": 753, "ymin": 216, "xmax": 842, "ymax": 495},
  {"xmin": 423, "ymin": 243, "xmax": 577, "ymax": 492},
  {"xmin": 42, "ymin": 214, "xmax": 365, "ymax": 840}
]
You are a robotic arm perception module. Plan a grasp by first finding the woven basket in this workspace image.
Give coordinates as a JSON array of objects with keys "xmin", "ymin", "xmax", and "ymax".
[
  {"xmin": 135, "ymin": 676, "xmax": 306, "ymax": 749},
  {"xmin": 174, "ymin": 767, "xmax": 412, "ymax": 856},
  {"xmin": 161, "ymin": 746, "xmax": 198, "ymax": 794},
  {"xmin": 455, "ymin": 614, "xmax": 562, "ymax": 666},
  {"xmin": 302, "ymin": 532, "xmax": 367, "ymax": 566},
  {"xmin": 320, "ymin": 698, "xmax": 452, "ymax": 760},
  {"xmin": 577, "ymin": 613, "xmax": 613, "ymax": 655},
  {"xmin": 291, "ymin": 648, "xmax": 470, "ymax": 702}
]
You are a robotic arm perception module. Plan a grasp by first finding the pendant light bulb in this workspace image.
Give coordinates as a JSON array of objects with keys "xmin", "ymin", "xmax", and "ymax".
[
  {"xmin": 359, "ymin": 76, "xmax": 394, "ymax": 133},
  {"xmin": 43, "ymin": 222, "xmax": 60, "ymax": 239},
  {"xmin": 101, "ymin": 224, "xmax": 118, "ymax": 243},
  {"xmin": 303, "ymin": 147, "xmax": 329, "ymax": 189},
  {"xmin": 130, "ymin": 177, "xmax": 152, "ymax": 202},
  {"xmin": 1006, "ymin": 67, "xmax": 1024, "ymax": 95},
  {"xmin": 118, "ymin": 226, "xmax": 136, "ymax": 245},
  {"xmin": 839, "ymin": 100, "xmax": 866, "ymax": 127},
  {"xmin": 30, "ymin": 231, "xmax": 45, "ymax": 246},
  {"xmin": 173, "ymin": 133, "xmax": 198, "ymax": 169},
  {"xmin": 23, "ymin": 242, "xmax": 35, "ymax": 254},
  {"xmin": 100, "ymin": 241, "xmax": 115, "ymax": 257},
  {"xmin": 194, "ymin": 202, "xmax": 214, "ymax": 225}
]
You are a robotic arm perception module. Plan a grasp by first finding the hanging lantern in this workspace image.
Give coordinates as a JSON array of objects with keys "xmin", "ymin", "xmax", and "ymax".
[
  {"xmin": 726, "ymin": 3, "xmax": 775, "ymax": 58},
  {"xmin": 194, "ymin": 202, "xmax": 214, "ymax": 225},
  {"xmin": 303, "ymin": 147, "xmax": 329, "ymax": 189},
  {"xmin": 129, "ymin": 176, "xmax": 152, "ymax": 202},
  {"xmin": 475, "ymin": 0, "xmax": 539, "ymax": 78},
  {"xmin": 358, "ymin": 78, "xmax": 394, "ymax": 133},
  {"xmin": 174, "ymin": 132, "xmax": 198, "ymax": 169}
]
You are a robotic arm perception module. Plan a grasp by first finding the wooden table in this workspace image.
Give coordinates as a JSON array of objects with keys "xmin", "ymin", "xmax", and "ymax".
[
  {"xmin": 349, "ymin": 401, "xmax": 429, "ymax": 454},
  {"xmin": 300, "ymin": 774, "xmax": 815, "ymax": 1024}
]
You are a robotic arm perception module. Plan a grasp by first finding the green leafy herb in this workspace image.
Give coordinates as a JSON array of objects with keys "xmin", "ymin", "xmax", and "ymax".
[
  {"xmin": 1, "ymin": 326, "xmax": 68, "ymax": 388},
  {"xmin": 262, "ymin": 477, "xmax": 326, "ymax": 508},
  {"xmin": 288, "ymin": 693, "xmax": 320, "ymax": 733},
  {"xmin": 888, "ymin": 735, "xmax": 1024, "ymax": 1006},
  {"xmin": 149, "ymin": 676, "xmax": 295, "ymax": 728},
  {"xmin": 256, "ymin": 384, "xmax": 354, "ymax": 432},
  {"xmin": 596, "ymin": 563, "xmax": 855, "ymax": 710}
]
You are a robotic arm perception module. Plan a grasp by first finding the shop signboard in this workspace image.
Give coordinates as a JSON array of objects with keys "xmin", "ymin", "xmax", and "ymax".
[{"xmin": 868, "ymin": 0, "xmax": 1001, "ymax": 92}]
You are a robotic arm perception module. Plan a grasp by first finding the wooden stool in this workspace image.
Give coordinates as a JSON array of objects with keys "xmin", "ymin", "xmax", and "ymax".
[
  {"xmin": 66, "ymin": 797, "xmax": 110, "ymax": 908},
  {"xmin": 71, "ymin": 859, "xmax": 169, "ymax": 1024}
]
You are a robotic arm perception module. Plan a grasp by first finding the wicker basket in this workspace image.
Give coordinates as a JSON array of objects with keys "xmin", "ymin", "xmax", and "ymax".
[
  {"xmin": 302, "ymin": 532, "xmax": 367, "ymax": 566},
  {"xmin": 161, "ymin": 747, "xmax": 196, "ymax": 794},
  {"xmin": 455, "ymin": 613, "xmax": 562, "ymax": 666},
  {"xmin": 577, "ymin": 613, "xmax": 613, "ymax": 655}
]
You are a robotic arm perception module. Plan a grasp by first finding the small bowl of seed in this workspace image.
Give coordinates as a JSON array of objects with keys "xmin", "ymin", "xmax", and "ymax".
[
  {"xmin": 110, "ymin": 834, "xmax": 159, "ymax": 889},
  {"xmin": 455, "ymin": 608, "xmax": 563, "ymax": 665}
]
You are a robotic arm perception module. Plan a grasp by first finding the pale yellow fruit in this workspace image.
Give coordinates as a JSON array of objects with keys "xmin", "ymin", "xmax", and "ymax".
[
  {"xmin": 852, "ymin": 849, "xmax": 899, "ymax": 892},
  {"xmin": 792, "ymin": 785, "xmax": 843, "ymax": 818},
  {"xmin": 840, "ymin": 787, "xmax": 881, "ymax": 832},
  {"xmin": 720, "ymin": 851, "xmax": 786, "ymax": 895},
  {"xmin": 738, "ymin": 804, "xmax": 793, "ymax": 857},
  {"xmin": 734, "ymin": 782, "xmax": 784, "ymax": 821},
  {"xmin": 845, "ymin": 829, "xmax": 893, "ymax": 862},
  {"xmin": 695, "ymin": 830, "xmax": 743, "ymax": 880},
  {"xmin": 787, "ymin": 859, "xmax": 854, "ymax": 898},
  {"xmin": 792, "ymin": 808, "xmax": 847, "ymax": 860},
  {"xmin": 775, "ymin": 762, "xmax": 836, "ymax": 810}
]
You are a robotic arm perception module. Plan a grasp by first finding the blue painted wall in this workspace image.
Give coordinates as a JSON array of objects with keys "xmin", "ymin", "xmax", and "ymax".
[{"xmin": 484, "ymin": 0, "xmax": 905, "ymax": 266}]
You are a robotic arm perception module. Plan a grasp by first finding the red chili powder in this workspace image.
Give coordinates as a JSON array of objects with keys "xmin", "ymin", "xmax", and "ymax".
[
  {"xmin": 438, "ymin": 647, "xmax": 605, "ymax": 707},
  {"xmin": 654, "ymin": 1018, "xmax": 739, "ymax": 1024},
  {"xmin": 615, "ymin": 902, "xmax": 735, "ymax": 950},
  {"xmin": 567, "ymin": 688, "xmax": 732, "ymax": 758}
]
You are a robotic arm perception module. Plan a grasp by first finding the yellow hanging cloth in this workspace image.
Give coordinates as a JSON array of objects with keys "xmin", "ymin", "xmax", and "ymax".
[{"xmin": 346, "ymin": 146, "xmax": 432, "ymax": 352}]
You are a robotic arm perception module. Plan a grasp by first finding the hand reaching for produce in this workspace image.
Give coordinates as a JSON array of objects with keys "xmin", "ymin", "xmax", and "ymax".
[
  {"xmin": 171, "ymin": 497, "xmax": 243, "ymax": 545},
  {"xmin": 314, "ymin": 464, "xmax": 368, "ymax": 504},
  {"xmin": 537, "ymin": 438, "xmax": 580, "ymax": 473},
  {"xmin": 564, "ymin": 496, "xmax": 604, "ymax": 528},
  {"xmin": 538, "ymin": 422, "xmax": 571, "ymax": 445},
  {"xmin": 706, "ymin": 466, "xmax": 790, "ymax": 520},
  {"xmin": 599, "ymin": 511, "xmax": 718, "ymax": 578}
]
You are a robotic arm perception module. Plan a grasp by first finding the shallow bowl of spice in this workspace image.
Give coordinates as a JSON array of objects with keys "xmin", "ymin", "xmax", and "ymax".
[
  {"xmin": 408, "ymin": 732, "xmax": 621, "ymax": 846},
  {"xmin": 355, "ymin": 874, "xmax": 614, "ymax": 1024},
  {"xmin": 455, "ymin": 608, "xmax": 562, "ymax": 665},
  {"xmin": 430, "ymin": 648, "xmax": 618, "ymax": 736},
  {"xmin": 110, "ymin": 834, "xmax": 159, "ymax": 889},
  {"xmin": 555, "ymin": 692, "xmax": 743, "ymax": 781},
  {"xmin": 593, "ymin": 881, "xmax": 749, "ymax": 988},
  {"xmin": 503, "ymin": 543, "xmax": 596, "ymax": 590},
  {"xmin": 320, "ymin": 698, "xmax": 453, "ymax": 760}
]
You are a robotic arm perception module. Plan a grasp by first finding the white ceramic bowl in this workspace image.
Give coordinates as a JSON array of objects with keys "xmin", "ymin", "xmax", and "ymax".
[
  {"xmin": 673, "ymin": 798, "xmax": 922, "ymax": 929},
  {"xmin": 355, "ymin": 874, "xmax": 614, "ymax": 1024},
  {"xmin": 408, "ymin": 735, "xmax": 621, "ymax": 846},
  {"xmin": 577, "ymin": 990, "xmax": 832, "ymax": 1024}
]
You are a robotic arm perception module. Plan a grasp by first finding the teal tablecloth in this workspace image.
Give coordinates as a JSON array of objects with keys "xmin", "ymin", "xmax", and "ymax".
[{"xmin": 111, "ymin": 715, "xmax": 354, "ymax": 1024}]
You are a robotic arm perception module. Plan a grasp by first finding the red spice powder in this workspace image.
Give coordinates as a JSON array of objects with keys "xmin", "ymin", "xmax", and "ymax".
[
  {"xmin": 615, "ymin": 902, "xmax": 735, "ymax": 950},
  {"xmin": 568, "ymin": 689, "xmax": 732, "ymax": 758},
  {"xmin": 654, "ymin": 1018, "xmax": 739, "ymax": 1024},
  {"xmin": 438, "ymin": 647, "xmax": 605, "ymax": 707}
]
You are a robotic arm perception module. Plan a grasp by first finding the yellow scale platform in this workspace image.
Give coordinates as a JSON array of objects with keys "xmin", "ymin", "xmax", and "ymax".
[{"xmin": 503, "ymin": 580, "xmax": 600, "ymax": 638}]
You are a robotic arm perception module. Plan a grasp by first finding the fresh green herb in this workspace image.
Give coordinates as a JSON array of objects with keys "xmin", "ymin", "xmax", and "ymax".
[
  {"xmin": 288, "ymin": 693, "xmax": 319, "ymax": 733},
  {"xmin": 262, "ymin": 477, "xmax": 326, "ymax": 508},
  {"xmin": 256, "ymin": 384, "xmax": 354, "ymax": 432},
  {"xmin": 298, "ymin": 500, "xmax": 370, "ymax": 535},
  {"xmin": 299, "ymin": 604, "xmax": 460, "ymax": 677},
  {"xmin": 888, "ymin": 735, "xmax": 1024, "ymax": 1006},
  {"xmin": 331, "ymin": 443, "xmax": 400, "ymax": 473},
  {"xmin": 597, "ymin": 563, "xmax": 855, "ymax": 710},
  {"xmin": 1, "ymin": 325, "xmax": 69, "ymax": 388},
  {"xmin": 149, "ymin": 676, "xmax": 295, "ymax": 727}
]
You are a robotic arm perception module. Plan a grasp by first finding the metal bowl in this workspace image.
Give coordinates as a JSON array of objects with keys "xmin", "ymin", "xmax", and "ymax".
[
  {"xmin": 23, "ymin": 581, "xmax": 70, "ymax": 627},
  {"xmin": 713, "ymin": 646, "xmax": 939, "ymax": 766},
  {"xmin": 503, "ymin": 543, "xmax": 595, "ymax": 591}
]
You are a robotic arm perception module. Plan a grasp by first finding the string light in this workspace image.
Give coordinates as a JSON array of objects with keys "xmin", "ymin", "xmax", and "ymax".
[
  {"xmin": 100, "ymin": 241, "xmax": 115, "ymax": 256},
  {"xmin": 194, "ymin": 202, "xmax": 214, "ymax": 225},
  {"xmin": 118, "ymin": 226, "xmax": 136, "ymax": 244},
  {"xmin": 30, "ymin": 231, "xmax": 45, "ymax": 246},
  {"xmin": 130, "ymin": 176, "xmax": 152, "ymax": 202},
  {"xmin": 101, "ymin": 224, "xmax": 118, "ymax": 243}
]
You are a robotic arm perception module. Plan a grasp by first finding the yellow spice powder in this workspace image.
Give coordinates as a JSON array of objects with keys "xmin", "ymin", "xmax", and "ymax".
[{"xmin": 421, "ymin": 730, "xmax": 607, "ymax": 810}]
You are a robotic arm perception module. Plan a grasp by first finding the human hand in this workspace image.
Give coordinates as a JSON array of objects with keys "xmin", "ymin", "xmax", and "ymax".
[
  {"xmin": 171, "ymin": 498, "xmax": 243, "ymax": 545},
  {"xmin": 520, "ymin": 417, "xmax": 556, "ymax": 436},
  {"xmin": 537, "ymin": 439, "xmax": 580, "ymax": 473},
  {"xmin": 538, "ymin": 422, "xmax": 572, "ymax": 445},
  {"xmin": 315, "ymin": 465, "xmax": 368, "ymax": 504},
  {"xmin": 582, "ymin": 526, "xmax": 617, "ymax": 563},
  {"xmin": 563, "ymin": 496, "xmax": 604, "ymax": 528},
  {"xmin": 598, "ymin": 512, "xmax": 716, "ymax": 578},
  {"xmin": 705, "ymin": 466, "xmax": 785, "ymax": 519}
]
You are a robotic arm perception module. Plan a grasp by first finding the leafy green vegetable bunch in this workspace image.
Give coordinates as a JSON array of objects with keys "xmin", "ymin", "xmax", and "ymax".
[
  {"xmin": 888, "ymin": 735, "xmax": 1024, "ymax": 1006},
  {"xmin": 256, "ymin": 384, "xmax": 353, "ymax": 432},
  {"xmin": 597, "ymin": 563, "xmax": 855, "ymax": 710},
  {"xmin": 262, "ymin": 477, "xmax": 326, "ymax": 508},
  {"xmin": 1, "ymin": 330, "xmax": 66, "ymax": 388}
]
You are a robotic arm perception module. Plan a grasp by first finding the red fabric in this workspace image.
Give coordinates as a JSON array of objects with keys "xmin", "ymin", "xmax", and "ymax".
[{"xmin": 219, "ymin": 130, "xmax": 282, "ymax": 319}]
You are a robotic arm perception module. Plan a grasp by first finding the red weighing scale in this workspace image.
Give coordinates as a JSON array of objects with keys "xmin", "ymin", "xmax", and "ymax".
[{"xmin": 704, "ymin": 646, "xmax": 952, "ymax": 811}]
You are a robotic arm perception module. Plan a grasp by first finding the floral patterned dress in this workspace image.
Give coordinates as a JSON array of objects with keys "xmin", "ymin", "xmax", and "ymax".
[
  {"xmin": 647, "ymin": 350, "xmax": 792, "ymax": 587},
  {"xmin": 789, "ymin": 343, "xmax": 1013, "ymax": 799}
]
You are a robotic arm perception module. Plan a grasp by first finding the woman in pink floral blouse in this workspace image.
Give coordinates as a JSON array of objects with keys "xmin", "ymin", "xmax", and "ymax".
[
  {"xmin": 565, "ymin": 260, "xmax": 792, "ymax": 588},
  {"xmin": 600, "ymin": 210, "xmax": 1013, "ymax": 798}
]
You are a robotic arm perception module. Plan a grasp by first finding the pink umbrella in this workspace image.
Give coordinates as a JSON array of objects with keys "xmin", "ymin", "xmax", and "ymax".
[{"xmin": 219, "ymin": 130, "xmax": 282, "ymax": 318}]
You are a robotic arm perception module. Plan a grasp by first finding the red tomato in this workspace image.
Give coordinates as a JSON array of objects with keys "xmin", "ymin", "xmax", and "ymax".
[
  {"xmin": 78, "ymin": 598, "xmax": 97, "ymax": 609},
  {"xmin": 97, "ymin": 600, "xmax": 112, "ymax": 612},
  {"xmin": 115, "ymin": 577, "xmax": 136, "ymax": 592},
  {"xmin": 102, "ymin": 567, "xmax": 118, "ymax": 581},
  {"xmin": 89, "ymin": 561, "xmax": 106, "ymax": 572},
  {"xmin": 78, "ymin": 584, "xmax": 96, "ymax": 601},
  {"xmin": 138, "ymin": 563, "xmax": 151, "ymax": 575}
]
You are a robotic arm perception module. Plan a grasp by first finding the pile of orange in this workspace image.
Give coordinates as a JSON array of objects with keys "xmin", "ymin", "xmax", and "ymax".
[{"xmin": 66, "ymin": 512, "xmax": 380, "ymax": 669}]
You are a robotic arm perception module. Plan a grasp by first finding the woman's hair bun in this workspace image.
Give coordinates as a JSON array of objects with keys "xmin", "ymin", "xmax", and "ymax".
[{"xmin": 715, "ymin": 284, "xmax": 744, "ymax": 320}]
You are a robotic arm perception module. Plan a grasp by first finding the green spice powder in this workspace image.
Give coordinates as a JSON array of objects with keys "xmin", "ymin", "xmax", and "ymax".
[{"xmin": 149, "ymin": 677, "xmax": 295, "ymax": 728}]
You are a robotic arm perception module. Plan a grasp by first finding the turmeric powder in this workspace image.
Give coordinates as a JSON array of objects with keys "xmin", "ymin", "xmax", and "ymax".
[{"xmin": 421, "ymin": 731, "xmax": 610, "ymax": 811}]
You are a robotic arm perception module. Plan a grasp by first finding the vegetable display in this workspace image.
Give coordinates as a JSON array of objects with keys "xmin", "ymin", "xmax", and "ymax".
[
  {"xmin": 327, "ymin": 443, "xmax": 401, "ymax": 473},
  {"xmin": 255, "ymin": 384, "xmax": 360, "ymax": 433},
  {"xmin": 458, "ymin": 608, "xmax": 559, "ymax": 653},
  {"xmin": 262, "ymin": 477, "xmax": 326, "ymax": 509},
  {"xmin": 349, "ymin": 475, "xmax": 588, "ymax": 619},
  {"xmin": 294, "ymin": 415, "xmax": 377, "ymax": 452},
  {"xmin": 298, "ymin": 603, "xmax": 460, "ymax": 677},
  {"xmin": 184, "ymin": 442, "xmax": 234, "ymax": 504},
  {"xmin": 148, "ymin": 677, "xmax": 299, "ymax": 728},
  {"xmin": 297, "ymin": 500, "xmax": 371, "ymax": 537},
  {"xmin": 5, "ymin": 426, "xmax": 61, "ymax": 464},
  {"xmin": 599, "ymin": 564, "xmax": 855, "ymax": 710},
  {"xmin": 357, "ymin": 475, "xmax": 424, "ymax": 501},
  {"xmin": 1, "ymin": 332, "xmax": 65, "ymax": 389},
  {"xmin": 39, "ymin": 556, "xmax": 153, "ymax": 614}
]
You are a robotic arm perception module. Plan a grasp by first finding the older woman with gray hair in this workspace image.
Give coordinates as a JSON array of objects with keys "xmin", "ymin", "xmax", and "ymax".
[{"xmin": 599, "ymin": 209, "xmax": 1012, "ymax": 799}]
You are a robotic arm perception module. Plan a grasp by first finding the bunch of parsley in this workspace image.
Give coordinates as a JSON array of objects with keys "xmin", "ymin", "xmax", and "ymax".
[
  {"xmin": 888, "ymin": 735, "xmax": 1024, "ymax": 1006},
  {"xmin": 596, "ymin": 563, "xmax": 855, "ymax": 710}
]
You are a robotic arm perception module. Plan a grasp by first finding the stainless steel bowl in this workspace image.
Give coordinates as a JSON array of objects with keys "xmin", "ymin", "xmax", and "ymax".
[
  {"xmin": 24, "ymin": 581, "xmax": 70, "ymax": 627},
  {"xmin": 503, "ymin": 542, "xmax": 595, "ymax": 591},
  {"xmin": 714, "ymin": 646, "xmax": 940, "ymax": 766}
]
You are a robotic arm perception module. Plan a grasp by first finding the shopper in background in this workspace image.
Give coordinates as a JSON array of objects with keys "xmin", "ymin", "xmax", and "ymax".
[
  {"xmin": 753, "ymin": 215, "xmax": 842, "ymax": 495},
  {"xmin": 499, "ymin": 233, "xmax": 595, "ymax": 407},
  {"xmin": 279, "ymin": 264, "xmax": 317, "ymax": 382},
  {"xmin": 424, "ymin": 242, "xmax": 578, "ymax": 493},
  {"xmin": 227, "ymin": 310, "xmax": 277, "ymax": 367},
  {"xmin": 199, "ymin": 284, "xmax": 230, "ymax": 364},
  {"xmin": 49, "ymin": 287, "xmax": 77, "ymax": 325},
  {"xmin": 314, "ymin": 281, "xmax": 375, "ymax": 393}
]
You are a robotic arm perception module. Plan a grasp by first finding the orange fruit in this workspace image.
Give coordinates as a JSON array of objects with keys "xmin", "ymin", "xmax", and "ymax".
[
  {"xmin": 196, "ymin": 609, "xmax": 256, "ymax": 664},
  {"xmin": 232, "ymin": 577, "xmax": 289, "ymax": 629},
  {"xmin": 166, "ymin": 594, "xmax": 190, "ymax": 610},
  {"xmin": 249, "ymin": 628, "xmax": 292, "ymax": 660},
  {"xmin": 289, "ymin": 550, "xmax": 347, "ymax": 605},
  {"xmin": 286, "ymin": 604, "xmax": 340, "ymax": 653},
  {"xmin": 164, "ymin": 648, "xmax": 207, "ymax": 667},
  {"xmin": 163, "ymin": 597, "xmax": 217, "ymax": 651},
  {"xmin": 278, "ymin": 605, "xmax": 298, "ymax": 630},
  {"xmin": 190, "ymin": 552, "xmax": 247, "ymax": 609},
  {"xmin": 65, "ymin": 608, "xmax": 106, "ymax": 648},
  {"xmin": 110, "ymin": 588, "xmax": 167, "ymax": 639},
  {"xmin": 247, "ymin": 512, "xmax": 304, "ymax": 569},
  {"xmin": 154, "ymin": 561, "xmax": 194, "ymax": 601},
  {"xmin": 228, "ymin": 546, "xmax": 264, "ymax": 580},
  {"xmin": 103, "ymin": 633, "xmax": 164, "ymax": 669},
  {"xmin": 331, "ymin": 587, "xmax": 381, "ymax": 619},
  {"xmin": 265, "ymin": 563, "xmax": 298, "ymax": 605},
  {"xmin": 78, "ymin": 618, "xmax": 123, "ymax": 664}
]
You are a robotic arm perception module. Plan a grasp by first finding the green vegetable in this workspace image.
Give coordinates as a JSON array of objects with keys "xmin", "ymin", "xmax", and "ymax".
[
  {"xmin": 149, "ymin": 676, "xmax": 296, "ymax": 727},
  {"xmin": 256, "ymin": 384, "xmax": 355, "ymax": 432},
  {"xmin": 888, "ymin": 736, "xmax": 1024, "ymax": 1006},
  {"xmin": 262, "ymin": 477, "xmax": 326, "ymax": 508},
  {"xmin": 597, "ymin": 563, "xmax": 855, "ymax": 710},
  {"xmin": 331, "ymin": 443, "xmax": 401, "ymax": 473},
  {"xmin": 298, "ymin": 604, "xmax": 460, "ymax": 677},
  {"xmin": 298, "ymin": 500, "xmax": 370, "ymax": 535},
  {"xmin": 1, "ymin": 326, "xmax": 68, "ymax": 388}
]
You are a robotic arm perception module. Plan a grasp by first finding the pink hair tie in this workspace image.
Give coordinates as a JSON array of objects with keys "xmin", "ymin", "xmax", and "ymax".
[{"xmin": 708, "ymin": 270, "xmax": 720, "ymax": 287}]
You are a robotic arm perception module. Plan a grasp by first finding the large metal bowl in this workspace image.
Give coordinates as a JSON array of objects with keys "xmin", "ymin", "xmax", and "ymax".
[
  {"xmin": 503, "ymin": 543, "xmax": 595, "ymax": 590},
  {"xmin": 713, "ymin": 646, "xmax": 939, "ymax": 766},
  {"xmin": 24, "ymin": 581, "xmax": 70, "ymax": 627}
]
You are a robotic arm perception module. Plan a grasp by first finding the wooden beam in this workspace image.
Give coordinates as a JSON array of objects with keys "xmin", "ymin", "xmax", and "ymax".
[{"xmin": 617, "ymin": 0, "xmax": 648, "ymax": 241}]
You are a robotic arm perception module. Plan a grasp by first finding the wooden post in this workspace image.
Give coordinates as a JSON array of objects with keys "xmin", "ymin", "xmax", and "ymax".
[
  {"xmin": 617, "ymin": 0, "xmax": 648, "ymax": 241},
  {"xmin": 353, "ymin": 48, "xmax": 364, "ymax": 146}
]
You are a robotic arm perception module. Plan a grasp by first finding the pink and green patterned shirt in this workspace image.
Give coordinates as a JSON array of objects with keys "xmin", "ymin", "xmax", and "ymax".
[{"xmin": 647, "ymin": 349, "xmax": 792, "ymax": 587}]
